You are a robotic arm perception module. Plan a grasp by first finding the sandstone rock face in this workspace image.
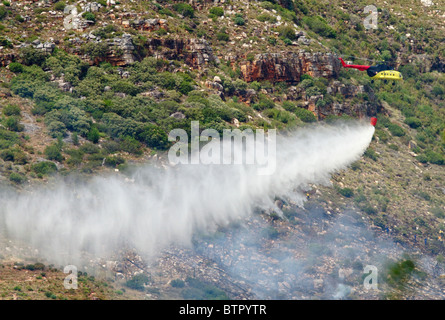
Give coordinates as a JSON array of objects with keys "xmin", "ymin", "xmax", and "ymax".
[
  {"xmin": 316, "ymin": 84, "xmax": 381, "ymax": 119},
  {"xmin": 239, "ymin": 51, "xmax": 341, "ymax": 84},
  {"xmin": 106, "ymin": 34, "xmax": 136, "ymax": 66},
  {"xmin": 130, "ymin": 18, "xmax": 168, "ymax": 32},
  {"xmin": 142, "ymin": 38, "xmax": 220, "ymax": 69}
]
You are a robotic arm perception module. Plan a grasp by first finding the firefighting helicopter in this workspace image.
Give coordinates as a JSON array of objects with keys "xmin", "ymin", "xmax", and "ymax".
[{"xmin": 339, "ymin": 57, "xmax": 403, "ymax": 84}]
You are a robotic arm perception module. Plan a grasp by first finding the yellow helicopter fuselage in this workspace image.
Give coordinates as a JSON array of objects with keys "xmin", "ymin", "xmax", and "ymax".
[{"xmin": 371, "ymin": 70, "xmax": 403, "ymax": 81}]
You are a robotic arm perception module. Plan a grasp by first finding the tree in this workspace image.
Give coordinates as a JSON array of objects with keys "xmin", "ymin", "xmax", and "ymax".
[
  {"xmin": 138, "ymin": 125, "xmax": 169, "ymax": 150},
  {"xmin": 87, "ymin": 126, "xmax": 100, "ymax": 144},
  {"xmin": 44, "ymin": 144, "xmax": 63, "ymax": 162}
]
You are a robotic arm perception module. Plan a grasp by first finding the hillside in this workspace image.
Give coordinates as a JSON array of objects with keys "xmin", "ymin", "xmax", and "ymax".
[{"xmin": 0, "ymin": 0, "xmax": 444, "ymax": 300}]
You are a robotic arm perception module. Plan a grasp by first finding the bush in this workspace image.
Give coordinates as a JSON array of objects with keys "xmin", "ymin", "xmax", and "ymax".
[
  {"xmin": 338, "ymin": 187, "xmax": 354, "ymax": 198},
  {"xmin": 138, "ymin": 125, "xmax": 169, "ymax": 150},
  {"xmin": 81, "ymin": 42, "xmax": 108, "ymax": 60},
  {"xmin": 47, "ymin": 120, "xmax": 67, "ymax": 138},
  {"xmin": 364, "ymin": 148, "xmax": 378, "ymax": 161},
  {"xmin": 125, "ymin": 274, "xmax": 150, "ymax": 291},
  {"xmin": 432, "ymin": 85, "xmax": 444, "ymax": 98},
  {"xmin": 387, "ymin": 123, "xmax": 405, "ymax": 137},
  {"xmin": 15, "ymin": 14, "xmax": 24, "ymax": 23},
  {"xmin": 172, "ymin": 3, "xmax": 194, "ymax": 18},
  {"xmin": 294, "ymin": 107, "xmax": 316, "ymax": 123},
  {"xmin": 54, "ymin": 1, "xmax": 66, "ymax": 11},
  {"xmin": 8, "ymin": 62, "xmax": 24, "ymax": 73},
  {"xmin": 216, "ymin": 32, "xmax": 229, "ymax": 42},
  {"xmin": 9, "ymin": 172, "xmax": 26, "ymax": 184},
  {"xmin": 32, "ymin": 161, "xmax": 57, "ymax": 175},
  {"xmin": 277, "ymin": 25, "xmax": 297, "ymax": 40},
  {"xmin": 4, "ymin": 116, "xmax": 24, "ymax": 132},
  {"xmin": 87, "ymin": 126, "xmax": 100, "ymax": 143},
  {"xmin": 44, "ymin": 144, "xmax": 63, "ymax": 162},
  {"xmin": 253, "ymin": 95, "xmax": 275, "ymax": 111},
  {"xmin": 0, "ymin": 5, "xmax": 7, "ymax": 20},
  {"xmin": 19, "ymin": 46, "xmax": 47, "ymax": 66},
  {"xmin": 404, "ymin": 117, "xmax": 422, "ymax": 129},
  {"xmin": 425, "ymin": 150, "xmax": 444, "ymax": 165},
  {"xmin": 233, "ymin": 15, "xmax": 245, "ymax": 26},
  {"xmin": 361, "ymin": 204, "xmax": 378, "ymax": 215},
  {"xmin": 303, "ymin": 16, "xmax": 336, "ymax": 38},
  {"xmin": 170, "ymin": 279, "xmax": 185, "ymax": 288},
  {"xmin": 82, "ymin": 12, "xmax": 96, "ymax": 22},
  {"xmin": 257, "ymin": 13, "xmax": 277, "ymax": 23},
  {"xmin": 209, "ymin": 7, "xmax": 224, "ymax": 17},
  {"xmin": 182, "ymin": 278, "xmax": 228, "ymax": 300},
  {"xmin": 3, "ymin": 104, "xmax": 21, "ymax": 116}
]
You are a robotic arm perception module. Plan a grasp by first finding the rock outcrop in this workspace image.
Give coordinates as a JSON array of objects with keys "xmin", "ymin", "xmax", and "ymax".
[
  {"xmin": 239, "ymin": 51, "xmax": 340, "ymax": 84},
  {"xmin": 143, "ymin": 38, "xmax": 220, "ymax": 69},
  {"xmin": 0, "ymin": 53, "xmax": 15, "ymax": 67}
]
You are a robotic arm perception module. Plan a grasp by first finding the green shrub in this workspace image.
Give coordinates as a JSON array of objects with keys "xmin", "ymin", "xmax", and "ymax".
[
  {"xmin": 303, "ymin": 16, "xmax": 336, "ymax": 38},
  {"xmin": 182, "ymin": 278, "xmax": 228, "ymax": 300},
  {"xmin": 170, "ymin": 279, "xmax": 185, "ymax": 288},
  {"xmin": 3, "ymin": 104, "xmax": 21, "ymax": 116},
  {"xmin": 361, "ymin": 204, "xmax": 378, "ymax": 215},
  {"xmin": 81, "ymin": 42, "xmax": 108, "ymax": 60},
  {"xmin": 15, "ymin": 14, "xmax": 24, "ymax": 23},
  {"xmin": 385, "ymin": 259, "xmax": 426, "ymax": 288},
  {"xmin": 338, "ymin": 187, "xmax": 354, "ymax": 198},
  {"xmin": 138, "ymin": 124, "xmax": 169, "ymax": 150},
  {"xmin": 87, "ymin": 126, "xmax": 100, "ymax": 144},
  {"xmin": 119, "ymin": 136, "xmax": 143, "ymax": 155},
  {"xmin": 44, "ymin": 144, "xmax": 63, "ymax": 162},
  {"xmin": 47, "ymin": 120, "xmax": 67, "ymax": 138},
  {"xmin": 216, "ymin": 32, "xmax": 229, "ymax": 42},
  {"xmin": 104, "ymin": 155, "xmax": 125, "ymax": 167},
  {"xmin": 54, "ymin": 1, "xmax": 66, "ymax": 11},
  {"xmin": 9, "ymin": 172, "xmax": 26, "ymax": 184},
  {"xmin": 294, "ymin": 107, "xmax": 316, "ymax": 123},
  {"xmin": 257, "ymin": 13, "xmax": 277, "ymax": 23},
  {"xmin": 404, "ymin": 117, "xmax": 422, "ymax": 129},
  {"xmin": 125, "ymin": 273, "xmax": 150, "ymax": 291},
  {"xmin": 233, "ymin": 16, "xmax": 245, "ymax": 26},
  {"xmin": 387, "ymin": 123, "xmax": 405, "ymax": 137},
  {"xmin": 172, "ymin": 3, "xmax": 194, "ymax": 18},
  {"xmin": 8, "ymin": 62, "xmax": 24, "ymax": 73},
  {"xmin": 209, "ymin": 7, "xmax": 224, "ymax": 17},
  {"xmin": 0, "ymin": 5, "xmax": 7, "ymax": 20},
  {"xmin": 432, "ymin": 85, "xmax": 444, "ymax": 97},
  {"xmin": 19, "ymin": 46, "xmax": 48, "ymax": 66},
  {"xmin": 4, "ymin": 116, "xmax": 24, "ymax": 132},
  {"xmin": 32, "ymin": 161, "xmax": 57, "ymax": 175},
  {"xmin": 364, "ymin": 148, "xmax": 378, "ymax": 161},
  {"xmin": 82, "ymin": 12, "xmax": 96, "ymax": 22},
  {"xmin": 277, "ymin": 25, "xmax": 297, "ymax": 40},
  {"xmin": 425, "ymin": 150, "xmax": 444, "ymax": 165}
]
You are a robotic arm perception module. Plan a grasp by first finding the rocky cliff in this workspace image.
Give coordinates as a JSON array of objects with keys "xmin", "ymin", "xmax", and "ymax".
[{"xmin": 239, "ymin": 51, "xmax": 340, "ymax": 84}]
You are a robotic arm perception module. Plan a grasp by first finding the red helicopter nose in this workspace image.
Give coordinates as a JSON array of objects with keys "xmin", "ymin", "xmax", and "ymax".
[{"xmin": 370, "ymin": 117, "xmax": 377, "ymax": 127}]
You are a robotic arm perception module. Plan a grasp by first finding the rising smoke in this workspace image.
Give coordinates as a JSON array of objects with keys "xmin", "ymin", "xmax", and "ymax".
[{"xmin": 0, "ymin": 120, "xmax": 375, "ymax": 267}]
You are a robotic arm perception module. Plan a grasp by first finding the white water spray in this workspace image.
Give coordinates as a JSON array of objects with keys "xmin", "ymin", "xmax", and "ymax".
[{"xmin": 0, "ymin": 120, "xmax": 375, "ymax": 266}]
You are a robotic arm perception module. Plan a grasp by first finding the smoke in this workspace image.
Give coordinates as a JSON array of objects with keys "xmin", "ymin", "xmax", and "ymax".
[{"xmin": 0, "ymin": 120, "xmax": 374, "ymax": 267}]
